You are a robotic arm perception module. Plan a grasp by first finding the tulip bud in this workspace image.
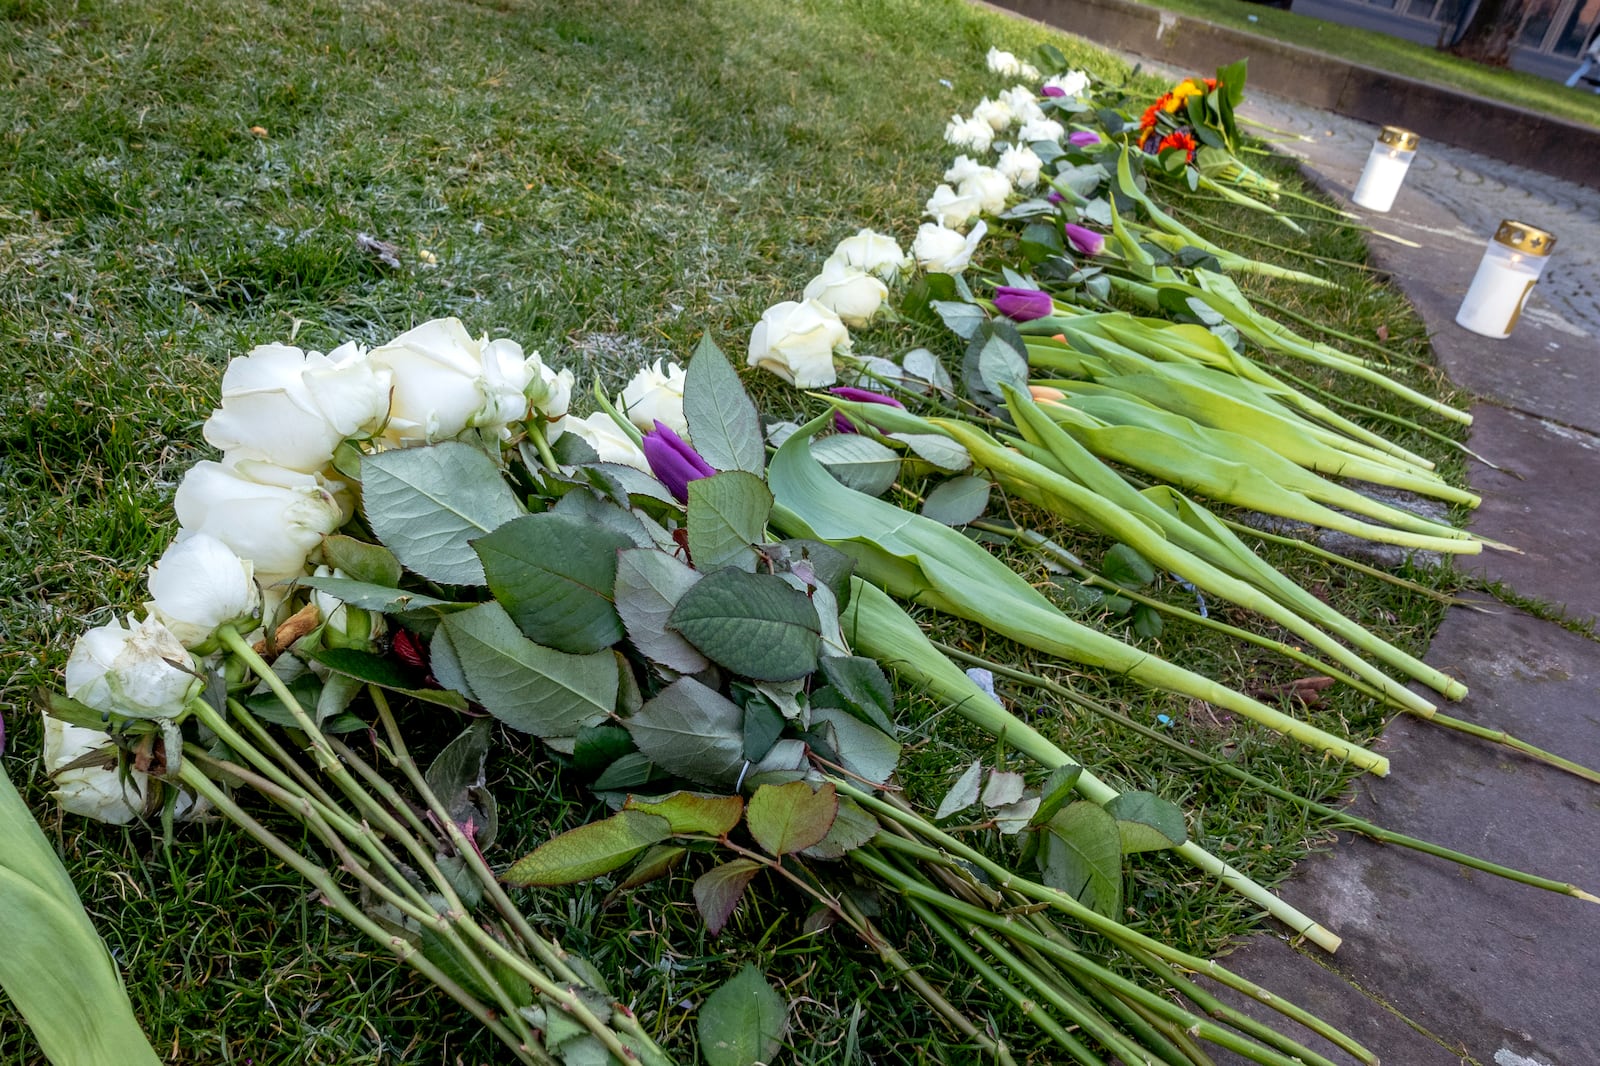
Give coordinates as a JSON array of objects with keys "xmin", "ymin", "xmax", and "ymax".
[
  {"xmin": 642, "ymin": 422, "xmax": 717, "ymax": 503},
  {"xmin": 1069, "ymin": 131, "xmax": 1102, "ymax": 147},
  {"xmin": 828, "ymin": 387, "xmax": 906, "ymax": 434},
  {"xmin": 1029, "ymin": 385, "xmax": 1067, "ymax": 404},
  {"xmin": 1064, "ymin": 223, "xmax": 1106, "ymax": 257},
  {"xmin": 1041, "ymin": 85, "xmax": 1066, "ymax": 98},
  {"xmin": 993, "ymin": 286, "xmax": 1054, "ymax": 322}
]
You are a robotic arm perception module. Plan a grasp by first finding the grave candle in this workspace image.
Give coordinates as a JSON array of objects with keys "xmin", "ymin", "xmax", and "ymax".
[
  {"xmin": 1351, "ymin": 127, "xmax": 1419, "ymax": 212},
  {"xmin": 1455, "ymin": 220, "xmax": 1556, "ymax": 339}
]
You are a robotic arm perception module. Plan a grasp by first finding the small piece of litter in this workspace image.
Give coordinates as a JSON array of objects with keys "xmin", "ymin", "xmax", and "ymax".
[{"xmin": 965, "ymin": 668, "xmax": 998, "ymax": 700}]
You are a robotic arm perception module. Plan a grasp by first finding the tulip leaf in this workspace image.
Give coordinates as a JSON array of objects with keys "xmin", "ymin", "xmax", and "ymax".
[
  {"xmin": 503, "ymin": 810, "xmax": 671, "ymax": 886},
  {"xmin": 475, "ymin": 512, "xmax": 630, "ymax": 655},
  {"xmin": 811, "ymin": 708, "xmax": 900, "ymax": 787},
  {"xmin": 810, "ymin": 434, "xmax": 901, "ymax": 496},
  {"xmin": 693, "ymin": 860, "xmax": 764, "ymax": 937},
  {"xmin": 920, "ymin": 476, "xmax": 991, "ymax": 526},
  {"xmin": 746, "ymin": 781, "xmax": 837, "ymax": 858},
  {"xmin": 623, "ymin": 791, "xmax": 744, "ymax": 838},
  {"xmin": 613, "ymin": 548, "xmax": 709, "ymax": 673},
  {"xmin": 1107, "ymin": 791, "xmax": 1188, "ymax": 853},
  {"xmin": 685, "ymin": 334, "xmax": 765, "ymax": 476},
  {"xmin": 1040, "ymin": 801, "xmax": 1123, "ymax": 917},
  {"xmin": 699, "ymin": 964, "xmax": 789, "ymax": 1066},
  {"xmin": 362, "ymin": 441, "xmax": 525, "ymax": 586},
  {"xmin": 432, "ymin": 602, "xmax": 618, "ymax": 740},
  {"xmin": 624, "ymin": 677, "xmax": 748, "ymax": 788},
  {"xmin": 669, "ymin": 570, "xmax": 821, "ymax": 682},
  {"xmin": 686, "ymin": 471, "xmax": 772, "ymax": 574}
]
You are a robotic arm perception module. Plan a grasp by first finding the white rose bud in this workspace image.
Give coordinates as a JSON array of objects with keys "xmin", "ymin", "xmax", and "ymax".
[
  {"xmin": 530, "ymin": 363, "xmax": 576, "ymax": 441},
  {"xmin": 985, "ymin": 47, "xmax": 1023, "ymax": 77},
  {"xmin": 617, "ymin": 359, "xmax": 689, "ymax": 438},
  {"xmin": 203, "ymin": 341, "xmax": 392, "ymax": 473},
  {"xmin": 747, "ymin": 300, "xmax": 852, "ymax": 389},
  {"xmin": 174, "ymin": 459, "xmax": 353, "ymax": 585},
  {"xmin": 310, "ymin": 565, "xmax": 383, "ymax": 648},
  {"xmin": 943, "ymin": 114, "xmax": 994, "ymax": 154},
  {"xmin": 41, "ymin": 715, "xmax": 202, "ymax": 824},
  {"xmin": 146, "ymin": 532, "xmax": 261, "ymax": 648},
  {"xmin": 65, "ymin": 615, "xmax": 200, "ymax": 720},
  {"xmin": 913, "ymin": 220, "xmax": 988, "ymax": 276},
  {"xmin": 999, "ymin": 86, "xmax": 1045, "ymax": 125},
  {"xmin": 996, "ymin": 144, "xmax": 1044, "ymax": 190},
  {"xmin": 567, "ymin": 412, "xmax": 650, "ymax": 471},
  {"xmin": 1017, "ymin": 117, "xmax": 1066, "ymax": 145},
  {"xmin": 958, "ymin": 167, "xmax": 1013, "ymax": 215},
  {"xmin": 1044, "ymin": 70, "xmax": 1091, "ymax": 98},
  {"xmin": 925, "ymin": 183, "xmax": 983, "ymax": 229},
  {"xmin": 828, "ymin": 229, "xmax": 910, "ymax": 282},
  {"xmin": 971, "ymin": 96, "xmax": 1011, "ymax": 132},
  {"xmin": 802, "ymin": 259, "xmax": 888, "ymax": 329}
]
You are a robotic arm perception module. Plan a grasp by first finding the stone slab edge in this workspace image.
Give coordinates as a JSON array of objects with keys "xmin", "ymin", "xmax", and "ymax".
[{"xmin": 989, "ymin": 0, "xmax": 1600, "ymax": 191}]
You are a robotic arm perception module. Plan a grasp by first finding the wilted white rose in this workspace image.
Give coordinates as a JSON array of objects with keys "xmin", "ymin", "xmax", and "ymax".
[
  {"xmin": 803, "ymin": 259, "xmax": 889, "ymax": 329},
  {"xmin": 617, "ymin": 359, "xmax": 689, "ymax": 437},
  {"xmin": 203, "ymin": 341, "xmax": 392, "ymax": 473},
  {"xmin": 747, "ymin": 300, "xmax": 852, "ymax": 388},
  {"xmin": 999, "ymin": 86, "xmax": 1046, "ymax": 126},
  {"xmin": 925, "ymin": 183, "xmax": 983, "ymax": 229},
  {"xmin": 145, "ymin": 532, "xmax": 260, "ymax": 648},
  {"xmin": 943, "ymin": 114, "xmax": 994, "ymax": 153},
  {"xmin": 1017, "ymin": 117, "xmax": 1066, "ymax": 145},
  {"xmin": 65, "ymin": 615, "xmax": 200, "ymax": 720},
  {"xmin": 1044, "ymin": 70, "xmax": 1092, "ymax": 97},
  {"xmin": 971, "ymin": 96, "xmax": 1011, "ymax": 132},
  {"xmin": 985, "ymin": 47, "xmax": 1023, "ymax": 77},
  {"xmin": 944, "ymin": 155, "xmax": 985, "ymax": 185},
  {"xmin": 828, "ymin": 229, "xmax": 910, "ymax": 282},
  {"xmin": 996, "ymin": 144, "xmax": 1044, "ymax": 190},
  {"xmin": 958, "ymin": 167, "xmax": 1013, "ymax": 215},
  {"xmin": 913, "ymin": 220, "xmax": 988, "ymax": 275},
  {"xmin": 42, "ymin": 716, "xmax": 201, "ymax": 824},
  {"xmin": 567, "ymin": 412, "xmax": 650, "ymax": 471},
  {"xmin": 174, "ymin": 459, "xmax": 353, "ymax": 584}
]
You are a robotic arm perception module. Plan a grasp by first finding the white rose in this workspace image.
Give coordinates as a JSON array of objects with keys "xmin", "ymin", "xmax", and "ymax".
[
  {"xmin": 174, "ymin": 459, "xmax": 353, "ymax": 584},
  {"xmin": 369, "ymin": 318, "xmax": 551, "ymax": 445},
  {"xmin": 925, "ymin": 183, "xmax": 983, "ymax": 229},
  {"xmin": 1020, "ymin": 61, "xmax": 1041, "ymax": 81},
  {"xmin": 971, "ymin": 96, "xmax": 1011, "ymax": 132},
  {"xmin": 202, "ymin": 341, "xmax": 392, "ymax": 473},
  {"xmin": 477, "ymin": 336, "xmax": 543, "ymax": 432},
  {"xmin": 913, "ymin": 220, "xmax": 988, "ymax": 275},
  {"xmin": 145, "ymin": 532, "xmax": 260, "ymax": 648},
  {"xmin": 65, "ymin": 615, "xmax": 200, "ymax": 720},
  {"xmin": 958, "ymin": 167, "xmax": 1013, "ymax": 215},
  {"xmin": 41, "ymin": 715, "xmax": 204, "ymax": 824},
  {"xmin": 1044, "ymin": 70, "xmax": 1091, "ymax": 97},
  {"xmin": 567, "ymin": 412, "xmax": 650, "ymax": 471},
  {"xmin": 999, "ymin": 86, "xmax": 1046, "ymax": 126},
  {"xmin": 617, "ymin": 359, "xmax": 689, "ymax": 437},
  {"xmin": 996, "ymin": 144, "xmax": 1044, "ymax": 190},
  {"xmin": 986, "ymin": 47, "xmax": 1023, "ymax": 77},
  {"xmin": 828, "ymin": 229, "xmax": 911, "ymax": 282},
  {"xmin": 802, "ymin": 259, "xmax": 889, "ymax": 329},
  {"xmin": 1017, "ymin": 117, "xmax": 1066, "ymax": 145},
  {"xmin": 943, "ymin": 114, "xmax": 994, "ymax": 153},
  {"xmin": 747, "ymin": 300, "xmax": 852, "ymax": 389},
  {"xmin": 944, "ymin": 155, "xmax": 985, "ymax": 185}
]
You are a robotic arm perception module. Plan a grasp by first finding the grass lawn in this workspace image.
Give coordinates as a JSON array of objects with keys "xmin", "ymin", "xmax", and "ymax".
[
  {"xmin": 0, "ymin": 0, "xmax": 1473, "ymax": 1062},
  {"xmin": 1127, "ymin": 0, "xmax": 1600, "ymax": 128}
]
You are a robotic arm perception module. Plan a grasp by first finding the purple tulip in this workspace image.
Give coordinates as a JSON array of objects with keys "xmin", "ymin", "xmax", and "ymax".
[
  {"xmin": 642, "ymin": 421, "xmax": 716, "ymax": 503},
  {"xmin": 1064, "ymin": 223, "xmax": 1106, "ymax": 257},
  {"xmin": 993, "ymin": 286, "xmax": 1054, "ymax": 322},
  {"xmin": 1046, "ymin": 189, "xmax": 1065, "ymax": 205},
  {"xmin": 829, "ymin": 386, "xmax": 905, "ymax": 434},
  {"xmin": 1068, "ymin": 130, "xmax": 1101, "ymax": 147},
  {"xmin": 1041, "ymin": 85, "xmax": 1067, "ymax": 98}
]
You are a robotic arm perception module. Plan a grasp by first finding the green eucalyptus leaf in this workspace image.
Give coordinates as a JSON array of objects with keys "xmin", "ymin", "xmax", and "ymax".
[
  {"xmin": 362, "ymin": 441, "xmax": 524, "ymax": 585},
  {"xmin": 475, "ymin": 512, "xmax": 630, "ymax": 655},
  {"xmin": 687, "ymin": 471, "xmax": 772, "ymax": 574},
  {"xmin": 502, "ymin": 811, "xmax": 671, "ymax": 886},
  {"xmin": 669, "ymin": 570, "xmax": 821, "ymax": 683},
  {"xmin": 685, "ymin": 334, "xmax": 765, "ymax": 475}
]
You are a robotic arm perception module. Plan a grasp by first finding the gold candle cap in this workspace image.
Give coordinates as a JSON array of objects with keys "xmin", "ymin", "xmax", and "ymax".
[
  {"xmin": 1493, "ymin": 220, "xmax": 1556, "ymax": 257},
  {"xmin": 1377, "ymin": 126, "xmax": 1419, "ymax": 151}
]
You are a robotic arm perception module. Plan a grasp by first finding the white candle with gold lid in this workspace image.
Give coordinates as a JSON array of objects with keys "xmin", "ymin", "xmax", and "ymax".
[
  {"xmin": 1455, "ymin": 220, "xmax": 1557, "ymax": 339},
  {"xmin": 1351, "ymin": 127, "xmax": 1419, "ymax": 213}
]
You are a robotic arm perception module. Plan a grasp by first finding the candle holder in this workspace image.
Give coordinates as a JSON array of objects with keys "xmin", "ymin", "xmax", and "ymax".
[
  {"xmin": 1454, "ymin": 220, "xmax": 1556, "ymax": 339},
  {"xmin": 1351, "ymin": 127, "xmax": 1419, "ymax": 212}
]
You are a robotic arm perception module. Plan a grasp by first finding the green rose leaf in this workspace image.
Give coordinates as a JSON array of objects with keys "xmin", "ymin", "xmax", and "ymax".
[
  {"xmin": 1107, "ymin": 791, "xmax": 1188, "ymax": 853},
  {"xmin": 296, "ymin": 576, "xmax": 459, "ymax": 615},
  {"xmin": 809, "ymin": 434, "xmax": 901, "ymax": 497},
  {"xmin": 1040, "ymin": 801, "xmax": 1124, "ymax": 918},
  {"xmin": 692, "ymin": 860, "xmax": 764, "ymax": 938},
  {"xmin": 424, "ymin": 719, "xmax": 498, "ymax": 849},
  {"xmin": 687, "ymin": 471, "xmax": 772, "ymax": 574},
  {"xmin": 1030, "ymin": 763, "xmax": 1085, "ymax": 827},
  {"xmin": 611, "ymin": 844, "xmax": 688, "ymax": 895},
  {"xmin": 887, "ymin": 432, "xmax": 971, "ymax": 473},
  {"xmin": 746, "ymin": 780, "xmax": 838, "ymax": 857},
  {"xmin": 475, "ymin": 512, "xmax": 631, "ymax": 655},
  {"xmin": 817, "ymin": 656, "xmax": 895, "ymax": 735},
  {"xmin": 1102, "ymin": 543, "xmax": 1156, "ymax": 590},
  {"xmin": 623, "ymin": 791, "xmax": 744, "ymax": 838},
  {"xmin": 811, "ymin": 707, "xmax": 900, "ymax": 787},
  {"xmin": 669, "ymin": 569, "xmax": 821, "ymax": 682},
  {"xmin": 362, "ymin": 441, "xmax": 525, "ymax": 585},
  {"xmin": 613, "ymin": 548, "xmax": 709, "ymax": 673},
  {"xmin": 932, "ymin": 299, "xmax": 987, "ymax": 341},
  {"xmin": 698, "ymin": 964, "xmax": 789, "ymax": 1066},
  {"xmin": 799, "ymin": 795, "xmax": 879, "ymax": 861},
  {"xmin": 432, "ymin": 602, "xmax": 618, "ymax": 740},
  {"xmin": 624, "ymin": 677, "xmax": 747, "ymax": 788},
  {"xmin": 919, "ymin": 476, "xmax": 991, "ymax": 527},
  {"xmin": 684, "ymin": 334, "xmax": 765, "ymax": 475},
  {"xmin": 319, "ymin": 534, "xmax": 403, "ymax": 587},
  {"xmin": 503, "ymin": 810, "xmax": 672, "ymax": 886},
  {"xmin": 304, "ymin": 647, "xmax": 467, "ymax": 710}
]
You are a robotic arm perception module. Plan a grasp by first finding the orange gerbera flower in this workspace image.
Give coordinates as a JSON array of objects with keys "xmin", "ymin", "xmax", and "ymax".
[
  {"xmin": 1140, "ymin": 101, "xmax": 1164, "ymax": 130},
  {"xmin": 1158, "ymin": 129, "xmax": 1198, "ymax": 161}
]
